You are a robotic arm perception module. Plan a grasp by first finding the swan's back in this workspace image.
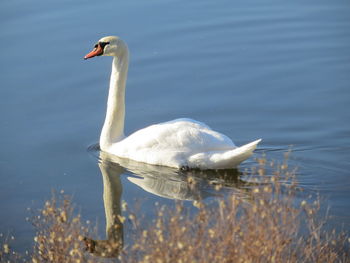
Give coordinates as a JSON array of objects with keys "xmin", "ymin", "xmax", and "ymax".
[{"xmin": 107, "ymin": 118, "xmax": 259, "ymax": 169}]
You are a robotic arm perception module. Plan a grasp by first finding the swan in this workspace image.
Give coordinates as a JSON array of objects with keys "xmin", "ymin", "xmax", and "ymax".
[{"xmin": 84, "ymin": 36, "xmax": 261, "ymax": 169}]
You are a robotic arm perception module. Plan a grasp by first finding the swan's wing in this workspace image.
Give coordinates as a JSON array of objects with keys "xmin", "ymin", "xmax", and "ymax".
[{"xmin": 109, "ymin": 118, "xmax": 236, "ymax": 167}]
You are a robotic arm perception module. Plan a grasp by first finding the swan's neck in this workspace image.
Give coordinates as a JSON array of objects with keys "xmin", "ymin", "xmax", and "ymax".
[{"xmin": 100, "ymin": 49, "xmax": 129, "ymax": 151}]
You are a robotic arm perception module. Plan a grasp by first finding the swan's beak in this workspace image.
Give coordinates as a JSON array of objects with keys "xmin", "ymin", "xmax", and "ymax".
[{"xmin": 84, "ymin": 45, "xmax": 103, "ymax": 60}]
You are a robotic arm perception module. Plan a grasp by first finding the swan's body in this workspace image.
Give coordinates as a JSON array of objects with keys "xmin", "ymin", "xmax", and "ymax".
[{"xmin": 85, "ymin": 36, "xmax": 261, "ymax": 169}]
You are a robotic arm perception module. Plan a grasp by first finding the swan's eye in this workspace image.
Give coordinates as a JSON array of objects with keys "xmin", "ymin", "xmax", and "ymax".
[{"xmin": 99, "ymin": 42, "xmax": 110, "ymax": 49}]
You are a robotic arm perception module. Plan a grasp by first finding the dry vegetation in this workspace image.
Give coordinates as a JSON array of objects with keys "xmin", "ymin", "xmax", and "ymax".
[
  {"xmin": 0, "ymin": 193, "xmax": 93, "ymax": 263},
  {"xmin": 1, "ymin": 153, "xmax": 349, "ymax": 263}
]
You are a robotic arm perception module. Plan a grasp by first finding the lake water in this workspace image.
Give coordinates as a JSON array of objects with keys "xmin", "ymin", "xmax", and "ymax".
[{"xmin": 1, "ymin": 0, "xmax": 350, "ymax": 253}]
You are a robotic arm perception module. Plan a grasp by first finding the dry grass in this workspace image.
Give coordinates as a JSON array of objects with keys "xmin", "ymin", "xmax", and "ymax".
[
  {"xmin": 1, "ymin": 153, "xmax": 349, "ymax": 263},
  {"xmin": 0, "ymin": 193, "xmax": 96, "ymax": 263}
]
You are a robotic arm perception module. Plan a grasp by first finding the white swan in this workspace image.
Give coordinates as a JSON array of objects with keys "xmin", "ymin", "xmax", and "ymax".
[{"xmin": 84, "ymin": 36, "xmax": 261, "ymax": 169}]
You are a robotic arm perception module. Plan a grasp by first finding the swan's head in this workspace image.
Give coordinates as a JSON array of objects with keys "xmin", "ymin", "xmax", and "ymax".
[{"xmin": 84, "ymin": 36, "xmax": 127, "ymax": 60}]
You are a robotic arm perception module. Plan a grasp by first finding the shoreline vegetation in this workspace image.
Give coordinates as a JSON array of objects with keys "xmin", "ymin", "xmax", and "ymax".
[{"xmin": 1, "ymin": 153, "xmax": 349, "ymax": 262}]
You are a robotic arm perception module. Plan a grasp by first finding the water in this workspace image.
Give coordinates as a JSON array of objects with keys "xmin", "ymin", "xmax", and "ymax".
[{"xmin": 1, "ymin": 0, "xmax": 350, "ymax": 252}]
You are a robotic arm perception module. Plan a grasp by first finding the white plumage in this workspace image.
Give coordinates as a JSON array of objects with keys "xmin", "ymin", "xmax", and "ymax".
[{"xmin": 110, "ymin": 118, "xmax": 260, "ymax": 169}]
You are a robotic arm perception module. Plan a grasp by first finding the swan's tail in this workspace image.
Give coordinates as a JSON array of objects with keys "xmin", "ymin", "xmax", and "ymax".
[
  {"xmin": 226, "ymin": 139, "xmax": 262, "ymax": 165},
  {"xmin": 188, "ymin": 139, "xmax": 262, "ymax": 169}
]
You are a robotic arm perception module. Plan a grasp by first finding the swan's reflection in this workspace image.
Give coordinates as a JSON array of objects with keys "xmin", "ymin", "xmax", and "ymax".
[
  {"xmin": 85, "ymin": 151, "xmax": 256, "ymax": 258},
  {"xmin": 99, "ymin": 151, "xmax": 254, "ymax": 201},
  {"xmin": 84, "ymin": 158, "xmax": 124, "ymax": 258}
]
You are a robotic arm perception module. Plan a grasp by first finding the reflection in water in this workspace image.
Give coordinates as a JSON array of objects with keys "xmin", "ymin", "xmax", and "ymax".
[
  {"xmin": 100, "ymin": 151, "xmax": 256, "ymax": 201},
  {"xmin": 84, "ymin": 158, "xmax": 124, "ymax": 258},
  {"xmin": 85, "ymin": 150, "xmax": 257, "ymax": 258}
]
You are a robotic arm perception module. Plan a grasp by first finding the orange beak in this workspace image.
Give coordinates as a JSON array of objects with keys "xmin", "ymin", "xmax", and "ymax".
[{"xmin": 84, "ymin": 44, "xmax": 103, "ymax": 60}]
